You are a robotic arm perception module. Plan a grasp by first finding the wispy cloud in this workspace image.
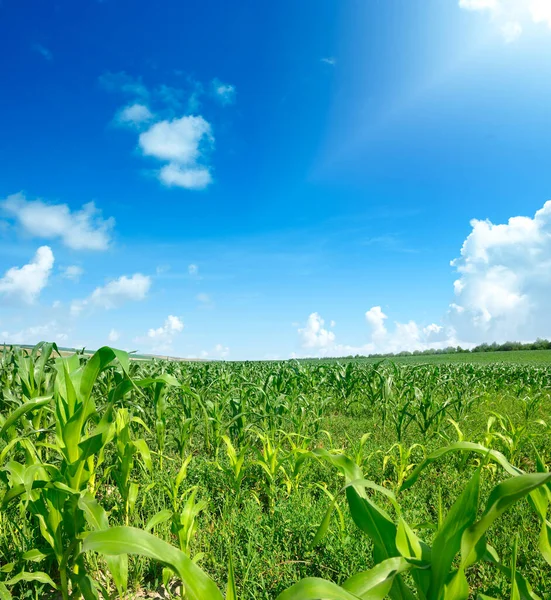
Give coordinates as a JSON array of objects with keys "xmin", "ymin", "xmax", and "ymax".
[
  {"xmin": 362, "ymin": 234, "xmax": 418, "ymax": 253},
  {"xmin": 61, "ymin": 265, "xmax": 84, "ymax": 282},
  {"xmin": 99, "ymin": 71, "xmax": 149, "ymax": 98},
  {"xmin": 32, "ymin": 43, "xmax": 53, "ymax": 61},
  {"xmin": 211, "ymin": 79, "xmax": 236, "ymax": 105},
  {"xmin": 321, "ymin": 57, "xmax": 336, "ymax": 66},
  {"xmin": 115, "ymin": 103, "xmax": 154, "ymax": 128}
]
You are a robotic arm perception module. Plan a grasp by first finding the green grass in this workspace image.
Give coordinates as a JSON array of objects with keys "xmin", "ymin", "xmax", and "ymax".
[{"xmin": 314, "ymin": 348, "xmax": 551, "ymax": 365}]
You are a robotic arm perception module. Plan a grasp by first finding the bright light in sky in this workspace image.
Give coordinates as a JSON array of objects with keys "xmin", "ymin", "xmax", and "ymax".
[
  {"xmin": 2, "ymin": 0, "xmax": 551, "ymax": 358},
  {"xmin": 460, "ymin": 0, "xmax": 551, "ymax": 41}
]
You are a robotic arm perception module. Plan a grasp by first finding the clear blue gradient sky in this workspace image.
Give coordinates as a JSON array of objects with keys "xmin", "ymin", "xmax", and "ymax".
[{"xmin": 1, "ymin": 0, "xmax": 551, "ymax": 359}]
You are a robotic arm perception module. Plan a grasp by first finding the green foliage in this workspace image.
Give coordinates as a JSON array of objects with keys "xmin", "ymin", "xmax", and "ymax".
[{"xmin": 1, "ymin": 343, "xmax": 550, "ymax": 598}]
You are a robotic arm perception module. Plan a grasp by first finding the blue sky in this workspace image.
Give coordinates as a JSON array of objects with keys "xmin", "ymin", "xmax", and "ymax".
[{"xmin": 2, "ymin": 0, "xmax": 551, "ymax": 359}]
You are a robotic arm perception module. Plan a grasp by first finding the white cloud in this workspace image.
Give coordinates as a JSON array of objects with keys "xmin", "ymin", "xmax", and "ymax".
[
  {"xmin": 459, "ymin": 0, "xmax": 551, "ymax": 39},
  {"xmin": 321, "ymin": 57, "xmax": 337, "ymax": 65},
  {"xmin": 159, "ymin": 163, "xmax": 212, "ymax": 190},
  {"xmin": 139, "ymin": 115, "xmax": 212, "ymax": 162},
  {"xmin": 298, "ymin": 313, "xmax": 336, "ymax": 350},
  {"xmin": 365, "ymin": 306, "xmax": 388, "ymax": 340},
  {"xmin": 531, "ymin": 0, "xmax": 551, "ymax": 26},
  {"xmin": 137, "ymin": 315, "xmax": 184, "ymax": 353},
  {"xmin": 449, "ymin": 200, "xmax": 551, "ymax": 342},
  {"xmin": 0, "ymin": 246, "xmax": 54, "ymax": 304},
  {"xmin": 211, "ymin": 79, "xmax": 236, "ymax": 105},
  {"xmin": 321, "ymin": 199, "xmax": 551, "ymax": 356},
  {"xmin": 327, "ymin": 310, "xmax": 456, "ymax": 357},
  {"xmin": 362, "ymin": 308, "xmax": 451, "ymax": 354},
  {"xmin": 108, "ymin": 329, "xmax": 120, "ymax": 342},
  {"xmin": 200, "ymin": 343, "xmax": 230, "ymax": 359},
  {"xmin": 116, "ymin": 103, "xmax": 154, "ymax": 127},
  {"xmin": 1, "ymin": 321, "xmax": 67, "ymax": 346},
  {"xmin": 61, "ymin": 265, "xmax": 84, "ymax": 282},
  {"xmin": 2, "ymin": 193, "xmax": 114, "ymax": 251},
  {"xmin": 188, "ymin": 264, "xmax": 199, "ymax": 276},
  {"xmin": 71, "ymin": 273, "xmax": 151, "ymax": 315},
  {"xmin": 139, "ymin": 115, "xmax": 214, "ymax": 190},
  {"xmin": 102, "ymin": 72, "xmax": 218, "ymax": 190},
  {"xmin": 330, "ymin": 320, "xmax": 336, "ymax": 327}
]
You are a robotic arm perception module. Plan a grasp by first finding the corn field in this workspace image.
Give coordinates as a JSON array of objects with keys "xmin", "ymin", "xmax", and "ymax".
[{"xmin": 1, "ymin": 343, "xmax": 551, "ymax": 599}]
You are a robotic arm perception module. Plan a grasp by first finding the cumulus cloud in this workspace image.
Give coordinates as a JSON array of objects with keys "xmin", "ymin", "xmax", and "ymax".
[
  {"xmin": 200, "ymin": 343, "xmax": 230, "ymax": 359},
  {"xmin": 459, "ymin": 0, "xmax": 551, "ymax": 40},
  {"xmin": 295, "ymin": 199, "xmax": 551, "ymax": 357},
  {"xmin": 298, "ymin": 313, "xmax": 336, "ymax": 350},
  {"xmin": 294, "ymin": 305, "xmax": 458, "ymax": 358},
  {"xmin": 531, "ymin": 0, "xmax": 551, "ymax": 26},
  {"xmin": 0, "ymin": 246, "xmax": 54, "ymax": 304},
  {"xmin": 361, "ymin": 310, "xmax": 454, "ymax": 354},
  {"xmin": 211, "ymin": 79, "xmax": 236, "ymax": 105},
  {"xmin": 61, "ymin": 265, "xmax": 83, "ymax": 282},
  {"xmin": 139, "ymin": 115, "xmax": 214, "ymax": 190},
  {"xmin": 449, "ymin": 200, "xmax": 551, "ymax": 342},
  {"xmin": 102, "ymin": 71, "xmax": 223, "ymax": 190},
  {"xmin": 116, "ymin": 103, "xmax": 154, "ymax": 127},
  {"xmin": 1, "ymin": 322, "xmax": 68, "ymax": 346},
  {"xmin": 136, "ymin": 315, "xmax": 184, "ymax": 353},
  {"xmin": 365, "ymin": 306, "xmax": 388, "ymax": 340},
  {"xmin": 2, "ymin": 193, "xmax": 114, "ymax": 251},
  {"xmin": 159, "ymin": 163, "xmax": 212, "ymax": 189},
  {"xmin": 108, "ymin": 329, "xmax": 120, "ymax": 342},
  {"xmin": 71, "ymin": 273, "xmax": 151, "ymax": 315}
]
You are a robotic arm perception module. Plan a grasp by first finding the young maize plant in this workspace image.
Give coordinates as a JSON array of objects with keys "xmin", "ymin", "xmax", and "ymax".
[
  {"xmin": 295, "ymin": 443, "xmax": 551, "ymax": 600},
  {"xmin": 1, "ymin": 343, "xmax": 551, "ymax": 598},
  {"xmin": 0, "ymin": 347, "xmax": 132, "ymax": 600}
]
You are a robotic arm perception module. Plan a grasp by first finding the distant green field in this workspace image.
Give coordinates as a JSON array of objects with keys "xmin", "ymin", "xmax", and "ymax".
[{"xmin": 315, "ymin": 349, "xmax": 551, "ymax": 365}]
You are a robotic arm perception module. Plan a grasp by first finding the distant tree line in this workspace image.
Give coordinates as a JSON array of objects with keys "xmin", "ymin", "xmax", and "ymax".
[{"xmin": 343, "ymin": 338, "xmax": 551, "ymax": 360}]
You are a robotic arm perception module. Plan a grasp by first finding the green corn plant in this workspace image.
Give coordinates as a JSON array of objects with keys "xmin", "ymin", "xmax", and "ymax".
[
  {"xmin": 252, "ymin": 431, "xmax": 290, "ymax": 510},
  {"xmin": 216, "ymin": 435, "xmax": 249, "ymax": 499},
  {"xmin": 0, "ymin": 346, "xmax": 132, "ymax": 600},
  {"xmin": 381, "ymin": 442, "xmax": 426, "ymax": 490},
  {"xmin": 171, "ymin": 390, "xmax": 196, "ymax": 459},
  {"xmin": 484, "ymin": 411, "xmax": 545, "ymax": 464},
  {"xmin": 280, "ymin": 431, "xmax": 312, "ymax": 493},
  {"xmin": 136, "ymin": 374, "xmax": 180, "ymax": 469},
  {"xmin": 146, "ymin": 457, "xmax": 207, "ymax": 559},
  {"xmin": 346, "ymin": 432, "xmax": 372, "ymax": 471},
  {"xmin": 84, "ymin": 524, "xmax": 413, "ymax": 600},
  {"xmin": 307, "ymin": 443, "xmax": 551, "ymax": 600},
  {"xmin": 107, "ymin": 408, "xmax": 152, "ymax": 525}
]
